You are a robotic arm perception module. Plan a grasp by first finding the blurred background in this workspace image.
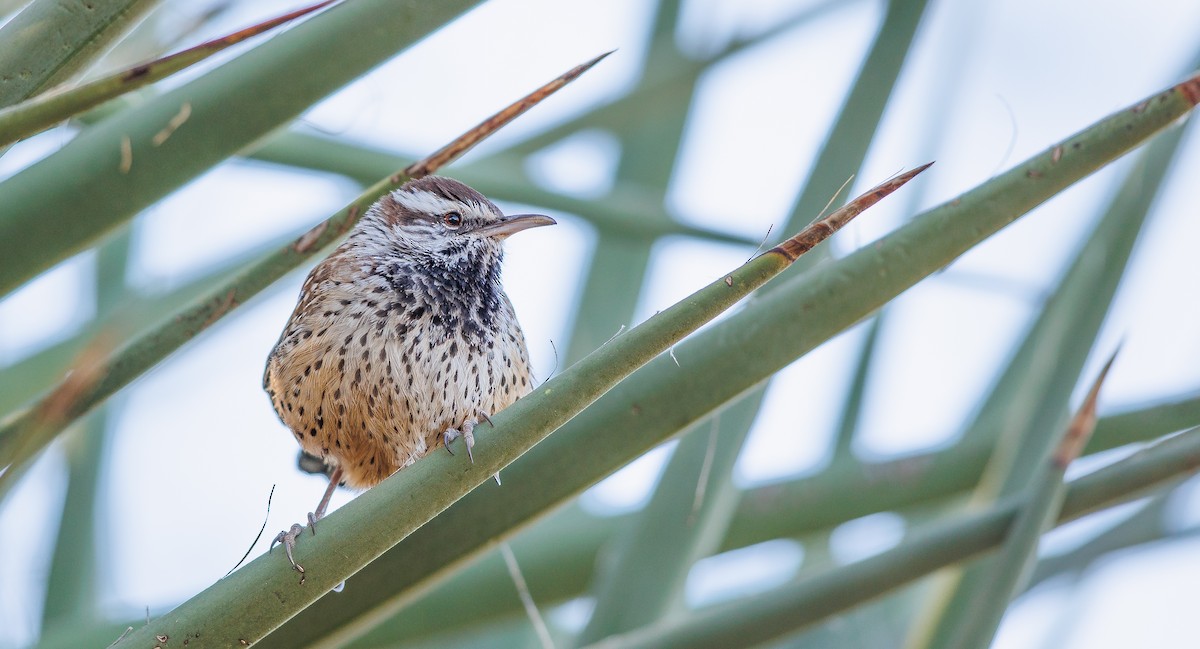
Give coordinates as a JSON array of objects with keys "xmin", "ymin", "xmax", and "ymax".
[{"xmin": 2, "ymin": 0, "xmax": 1200, "ymax": 647}]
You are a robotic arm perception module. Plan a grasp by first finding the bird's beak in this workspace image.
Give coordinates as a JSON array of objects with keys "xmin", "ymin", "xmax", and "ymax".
[{"xmin": 475, "ymin": 213, "xmax": 557, "ymax": 240}]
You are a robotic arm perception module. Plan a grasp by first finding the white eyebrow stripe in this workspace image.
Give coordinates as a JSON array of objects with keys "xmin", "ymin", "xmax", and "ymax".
[{"xmin": 391, "ymin": 189, "xmax": 462, "ymax": 216}]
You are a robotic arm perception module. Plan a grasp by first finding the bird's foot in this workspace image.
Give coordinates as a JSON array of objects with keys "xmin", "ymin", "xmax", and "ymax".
[
  {"xmin": 270, "ymin": 467, "xmax": 343, "ymax": 586},
  {"xmin": 268, "ymin": 521, "xmax": 346, "ymax": 591},
  {"xmin": 270, "ymin": 521, "xmax": 309, "ymax": 583},
  {"xmin": 443, "ymin": 415, "xmax": 503, "ymax": 485},
  {"xmin": 442, "ymin": 418, "xmax": 478, "ymax": 463}
]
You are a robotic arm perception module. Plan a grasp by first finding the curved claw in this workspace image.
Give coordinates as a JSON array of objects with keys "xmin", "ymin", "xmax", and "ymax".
[
  {"xmin": 272, "ymin": 523, "xmax": 306, "ymax": 576},
  {"xmin": 272, "ymin": 468, "xmax": 341, "ymax": 585},
  {"xmin": 442, "ymin": 428, "xmax": 461, "ymax": 455},
  {"xmin": 461, "ymin": 419, "xmax": 476, "ymax": 464},
  {"xmin": 443, "ymin": 423, "xmax": 476, "ymax": 463}
]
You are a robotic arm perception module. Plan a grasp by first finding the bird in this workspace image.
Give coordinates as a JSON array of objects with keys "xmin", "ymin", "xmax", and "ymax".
[{"xmin": 263, "ymin": 176, "xmax": 554, "ymax": 574}]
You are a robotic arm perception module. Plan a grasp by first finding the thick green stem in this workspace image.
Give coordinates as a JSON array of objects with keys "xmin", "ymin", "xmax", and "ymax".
[
  {"xmin": 585, "ymin": 426, "xmax": 1200, "ymax": 649},
  {"xmin": 0, "ymin": 0, "xmax": 482, "ymax": 297},
  {"xmin": 0, "ymin": 0, "xmax": 160, "ymax": 107}
]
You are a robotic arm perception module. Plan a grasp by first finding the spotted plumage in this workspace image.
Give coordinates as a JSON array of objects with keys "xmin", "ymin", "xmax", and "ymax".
[
  {"xmin": 265, "ymin": 176, "xmax": 550, "ymax": 488},
  {"xmin": 263, "ymin": 177, "xmax": 553, "ymax": 573}
]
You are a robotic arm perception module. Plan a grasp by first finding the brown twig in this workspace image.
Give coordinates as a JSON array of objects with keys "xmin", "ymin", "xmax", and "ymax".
[
  {"xmin": 1054, "ymin": 346, "xmax": 1121, "ymax": 467},
  {"xmin": 404, "ymin": 50, "xmax": 615, "ymax": 179},
  {"xmin": 770, "ymin": 162, "xmax": 935, "ymax": 262},
  {"xmin": 123, "ymin": 1, "xmax": 337, "ymax": 83}
]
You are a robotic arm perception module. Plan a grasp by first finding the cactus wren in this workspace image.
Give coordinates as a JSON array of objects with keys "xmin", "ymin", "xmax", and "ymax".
[{"xmin": 263, "ymin": 176, "xmax": 554, "ymax": 571}]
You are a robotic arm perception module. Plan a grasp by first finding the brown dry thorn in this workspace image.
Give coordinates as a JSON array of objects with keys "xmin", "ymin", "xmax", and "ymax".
[
  {"xmin": 338, "ymin": 206, "xmax": 359, "ymax": 235},
  {"xmin": 120, "ymin": 1, "xmax": 334, "ymax": 86},
  {"xmin": 152, "ymin": 102, "xmax": 192, "ymax": 146},
  {"xmin": 1051, "ymin": 145, "xmax": 1063, "ymax": 163},
  {"xmin": 156, "ymin": 634, "xmax": 168, "ymax": 643},
  {"xmin": 1026, "ymin": 169, "xmax": 1042, "ymax": 179},
  {"xmin": 404, "ymin": 51, "xmax": 612, "ymax": 179},
  {"xmin": 1176, "ymin": 72, "xmax": 1200, "ymax": 106},
  {"xmin": 202, "ymin": 289, "xmax": 238, "ymax": 329},
  {"xmin": 293, "ymin": 221, "xmax": 328, "ymax": 253},
  {"xmin": 125, "ymin": 63, "xmax": 151, "ymax": 80},
  {"xmin": 1053, "ymin": 348, "xmax": 1119, "ymax": 467},
  {"xmin": 724, "ymin": 276, "xmax": 733, "ymax": 286},
  {"xmin": 771, "ymin": 163, "xmax": 931, "ymax": 262},
  {"xmin": 38, "ymin": 334, "xmax": 110, "ymax": 427}
]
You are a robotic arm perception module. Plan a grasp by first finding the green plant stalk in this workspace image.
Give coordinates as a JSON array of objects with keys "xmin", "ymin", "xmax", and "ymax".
[
  {"xmin": 960, "ymin": 74, "xmax": 1196, "ymax": 453},
  {"xmin": 0, "ymin": 0, "xmax": 160, "ymax": 107},
  {"xmin": 1026, "ymin": 495, "xmax": 1190, "ymax": 590},
  {"xmin": 355, "ymin": 396, "xmax": 1200, "ymax": 648},
  {"xmin": 575, "ymin": 399, "xmax": 760, "ymax": 644},
  {"xmin": 0, "ymin": 226, "xmax": 318, "ymax": 420},
  {"xmin": 816, "ymin": 0, "xmax": 982, "ymax": 483},
  {"xmin": 566, "ymin": 4, "xmax": 739, "ymax": 641},
  {"xmin": 703, "ymin": 0, "xmax": 929, "ymax": 585},
  {"xmin": 347, "ymin": 506, "xmax": 604, "ymax": 648},
  {"xmin": 265, "ymin": 76, "xmax": 1200, "ymax": 647},
  {"xmin": 582, "ymin": 425, "xmax": 1200, "ymax": 649},
  {"xmin": 674, "ymin": 0, "xmax": 932, "ymax": 600},
  {"xmin": 313, "ymin": 394, "xmax": 1200, "ymax": 648},
  {"xmin": 0, "ymin": 52, "xmax": 606, "ymax": 493},
  {"xmin": 576, "ymin": 2, "xmax": 930, "ymax": 642},
  {"xmin": 112, "ymin": 162, "xmax": 925, "ymax": 649},
  {"xmin": 583, "ymin": 1, "xmax": 934, "ymax": 636},
  {"xmin": 831, "ymin": 317, "xmax": 882, "ymax": 457},
  {"xmin": 40, "ymin": 415, "xmax": 107, "ymax": 628},
  {"xmin": 723, "ymin": 393, "xmax": 1200, "ymax": 544},
  {"xmin": 39, "ymin": 228, "xmax": 131, "ymax": 629},
  {"xmin": 0, "ymin": 1, "xmax": 334, "ymax": 147},
  {"xmin": 941, "ymin": 353, "xmax": 1115, "ymax": 649},
  {"xmin": 534, "ymin": 23, "xmax": 706, "ymax": 642},
  {"xmin": 910, "ymin": 83, "xmax": 1196, "ymax": 649},
  {"xmin": 395, "ymin": 614, "xmax": 550, "ymax": 649},
  {"xmin": 559, "ymin": 1, "xmax": 692, "ymax": 369},
  {"xmin": 31, "ymin": 401, "xmax": 1189, "ymax": 649},
  {"xmin": 37, "ymin": 507, "xmax": 604, "ymax": 649},
  {"xmin": 0, "ymin": 0, "xmax": 482, "ymax": 298}
]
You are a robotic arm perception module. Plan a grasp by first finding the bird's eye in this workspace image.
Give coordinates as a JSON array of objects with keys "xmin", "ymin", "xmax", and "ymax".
[{"xmin": 442, "ymin": 211, "xmax": 463, "ymax": 229}]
